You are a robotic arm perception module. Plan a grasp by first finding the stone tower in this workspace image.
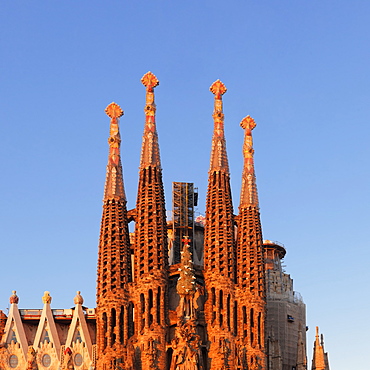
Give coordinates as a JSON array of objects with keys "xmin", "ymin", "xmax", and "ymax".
[
  {"xmin": 203, "ymin": 80, "xmax": 237, "ymax": 369},
  {"xmin": 131, "ymin": 72, "xmax": 169, "ymax": 369},
  {"xmin": 236, "ymin": 116, "xmax": 266, "ymax": 369},
  {"xmin": 264, "ymin": 240, "xmax": 307, "ymax": 370},
  {"xmin": 96, "ymin": 102, "xmax": 132, "ymax": 369}
]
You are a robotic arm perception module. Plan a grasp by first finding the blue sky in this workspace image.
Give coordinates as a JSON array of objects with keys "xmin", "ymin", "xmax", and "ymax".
[{"xmin": 1, "ymin": 1, "xmax": 369, "ymax": 368}]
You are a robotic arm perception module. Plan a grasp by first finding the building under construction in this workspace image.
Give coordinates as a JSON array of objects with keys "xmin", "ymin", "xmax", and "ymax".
[{"xmin": 0, "ymin": 72, "xmax": 330, "ymax": 370}]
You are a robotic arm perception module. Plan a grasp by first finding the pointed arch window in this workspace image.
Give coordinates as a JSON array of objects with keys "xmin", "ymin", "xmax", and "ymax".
[
  {"xmin": 42, "ymin": 330, "xmax": 50, "ymax": 343},
  {"xmin": 8, "ymin": 330, "xmax": 17, "ymax": 343},
  {"xmin": 74, "ymin": 330, "xmax": 82, "ymax": 343}
]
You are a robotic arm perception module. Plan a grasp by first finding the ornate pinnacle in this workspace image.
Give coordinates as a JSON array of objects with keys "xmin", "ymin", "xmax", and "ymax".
[
  {"xmin": 74, "ymin": 291, "xmax": 84, "ymax": 305},
  {"xmin": 105, "ymin": 102, "xmax": 124, "ymax": 119},
  {"xmin": 103, "ymin": 102, "xmax": 126, "ymax": 200},
  {"xmin": 105, "ymin": 102, "xmax": 123, "ymax": 150},
  {"xmin": 141, "ymin": 71, "xmax": 159, "ymax": 92},
  {"xmin": 210, "ymin": 79, "xmax": 227, "ymax": 99},
  {"xmin": 241, "ymin": 116, "xmax": 256, "ymax": 160},
  {"xmin": 240, "ymin": 115, "xmax": 256, "ymax": 131},
  {"xmin": 239, "ymin": 115, "xmax": 259, "ymax": 207},
  {"xmin": 42, "ymin": 291, "xmax": 52, "ymax": 304},
  {"xmin": 140, "ymin": 72, "xmax": 161, "ymax": 168},
  {"xmin": 9, "ymin": 290, "xmax": 19, "ymax": 304},
  {"xmin": 209, "ymin": 79, "xmax": 229, "ymax": 172}
]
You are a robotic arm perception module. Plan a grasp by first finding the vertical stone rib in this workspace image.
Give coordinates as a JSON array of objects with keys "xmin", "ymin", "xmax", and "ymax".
[
  {"xmin": 236, "ymin": 115, "xmax": 266, "ymax": 369},
  {"xmin": 204, "ymin": 80, "xmax": 236, "ymax": 369},
  {"xmin": 132, "ymin": 72, "xmax": 168, "ymax": 369},
  {"xmin": 96, "ymin": 103, "xmax": 131, "ymax": 369}
]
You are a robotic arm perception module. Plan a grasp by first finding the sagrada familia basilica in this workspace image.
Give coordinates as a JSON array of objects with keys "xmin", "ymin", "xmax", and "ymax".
[{"xmin": 0, "ymin": 72, "xmax": 330, "ymax": 370}]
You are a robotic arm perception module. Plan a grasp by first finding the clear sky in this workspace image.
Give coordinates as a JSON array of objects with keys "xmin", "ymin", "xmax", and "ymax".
[{"xmin": 1, "ymin": 1, "xmax": 369, "ymax": 369}]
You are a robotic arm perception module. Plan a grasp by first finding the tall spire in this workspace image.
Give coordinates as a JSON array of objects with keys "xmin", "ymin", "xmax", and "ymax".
[
  {"xmin": 235, "ymin": 115, "xmax": 266, "ymax": 369},
  {"xmin": 140, "ymin": 71, "xmax": 161, "ymax": 168},
  {"xmin": 239, "ymin": 115, "xmax": 259, "ymax": 207},
  {"xmin": 204, "ymin": 80, "xmax": 237, "ymax": 368},
  {"xmin": 204, "ymin": 79, "xmax": 235, "ymax": 279},
  {"xmin": 132, "ymin": 72, "xmax": 168, "ymax": 369},
  {"xmin": 96, "ymin": 103, "xmax": 132, "ymax": 369}
]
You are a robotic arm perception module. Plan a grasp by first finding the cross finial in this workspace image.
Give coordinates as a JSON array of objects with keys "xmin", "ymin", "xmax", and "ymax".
[
  {"xmin": 141, "ymin": 71, "xmax": 159, "ymax": 92},
  {"xmin": 105, "ymin": 102, "xmax": 124, "ymax": 119},
  {"xmin": 210, "ymin": 79, "xmax": 227, "ymax": 99},
  {"xmin": 240, "ymin": 116, "xmax": 256, "ymax": 131}
]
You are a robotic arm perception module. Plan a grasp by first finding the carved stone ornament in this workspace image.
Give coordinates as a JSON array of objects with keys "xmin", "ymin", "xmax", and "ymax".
[
  {"xmin": 210, "ymin": 79, "xmax": 227, "ymax": 97},
  {"xmin": 73, "ymin": 291, "xmax": 84, "ymax": 305},
  {"xmin": 9, "ymin": 291, "xmax": 19, "ymax": 304},
  {"xmin": 240, "ymin": 115, "xmax": 256, "ymax": 131},
  {"xmin": 141, "ymin": 71, "xmax": 159, "ymax": 91},
  {"xmin": 42, "ymin": 291, "xmax": 52, "ymax": 304},
  {"xmin": 105, "ymin": 102, "xmax": 124, "ymax": 119}
]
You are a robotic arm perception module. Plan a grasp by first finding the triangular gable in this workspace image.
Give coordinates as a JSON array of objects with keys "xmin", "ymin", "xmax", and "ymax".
[
  {"xmin": 2, "ymin": 303, "xmax": 28, "ymax": 359},
  {"xmin": 65, "ymin": 303, "xmax": 93, "ymax": 359},
  {"xmin": 33, "ymin": 300, "xmax": 61, "ymax": 360}
]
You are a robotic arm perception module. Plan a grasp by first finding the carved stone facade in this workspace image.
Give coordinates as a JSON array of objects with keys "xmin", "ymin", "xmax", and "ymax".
[
  {"xmin": 0, "ymin": 291, "xmax": 96, "ymax": 370},
  {"xmin": 0, "ymin": 73, "xmax": 330, "ymax": 370}
]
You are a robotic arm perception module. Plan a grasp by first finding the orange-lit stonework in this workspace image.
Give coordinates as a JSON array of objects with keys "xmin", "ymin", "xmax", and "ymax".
[{"xmin": 0, "ymin": 73, "xmax": 329, "ymax": 370}]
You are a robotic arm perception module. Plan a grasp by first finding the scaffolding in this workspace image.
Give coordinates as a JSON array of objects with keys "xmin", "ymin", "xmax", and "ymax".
[{"xmin": 171, "ymin": 182, "xmax": 198, "ymax": 264}]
